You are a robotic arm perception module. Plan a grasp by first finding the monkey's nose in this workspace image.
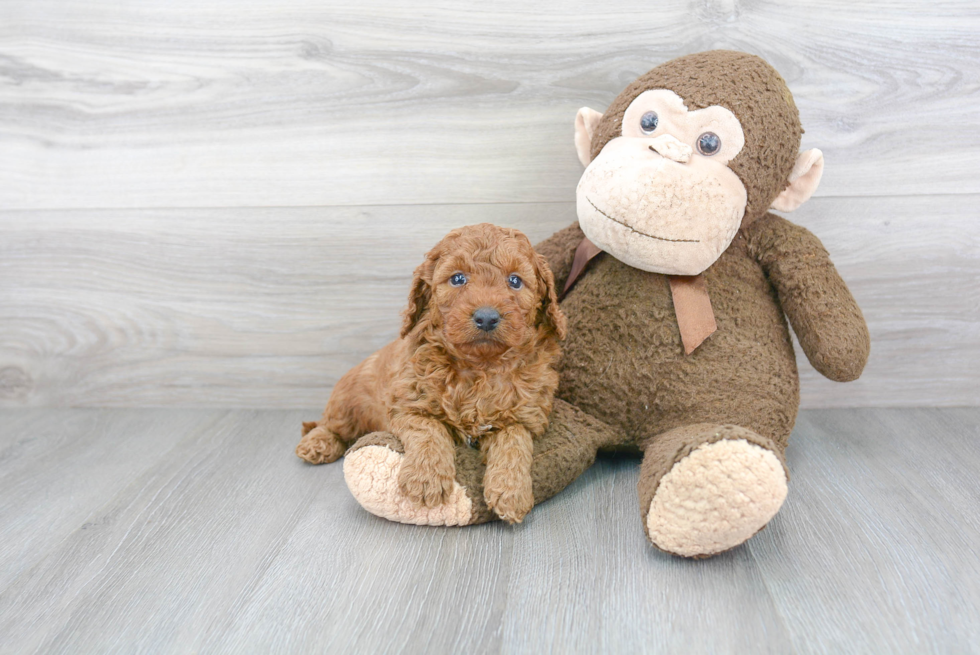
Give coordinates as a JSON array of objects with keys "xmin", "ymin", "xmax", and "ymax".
[
  {"xmin": 472, "ymin": 307, "xmax": 501, "ymax": 332},
  {"xmin": 647, "ymin": 134, "xmax": 692, "ymax": 163}
]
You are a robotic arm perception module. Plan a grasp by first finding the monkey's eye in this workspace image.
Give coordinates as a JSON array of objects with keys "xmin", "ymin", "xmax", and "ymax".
[
  {"xmin": 449, "ymin": 273, "xmax": 467, "ymax": 287},
  {"xmin": 508, "ymin": 274, "xmax": 523, "ymax": 290},
  {"xmin": 697, "ymin": 132, "xmax": 721, "ymax": 156},
  {"xmin": 639, "ymin": 111, "xmax": 659, "ymax": 134}
]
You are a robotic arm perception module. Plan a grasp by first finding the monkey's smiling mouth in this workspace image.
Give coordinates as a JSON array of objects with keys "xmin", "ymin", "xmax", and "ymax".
[{"xmin": 587, "ymin": 197, "xmax": 700, "ymax": 243}]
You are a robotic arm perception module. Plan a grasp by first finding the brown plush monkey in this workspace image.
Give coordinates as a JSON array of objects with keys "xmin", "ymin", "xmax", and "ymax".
[{"xmin": 339, "ymin": 50, "xmax": 870, "ymax": 558}]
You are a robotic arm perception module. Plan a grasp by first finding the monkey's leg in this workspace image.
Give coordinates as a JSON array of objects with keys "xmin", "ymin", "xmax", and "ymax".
[
  {"xmin": 342, "ymin": 399, "xmax": 621, "ymax": 526},
  {"xmin": 639, "ymin": 424, "xmax": 789, "ymax": 558}
]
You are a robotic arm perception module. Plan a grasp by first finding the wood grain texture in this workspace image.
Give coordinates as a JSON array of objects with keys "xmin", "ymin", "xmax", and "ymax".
[
  {"xmin": 1, "ymin": 196, "xmax": 976, "ymax": 409},
  {"xmin": 1, "ymin": 408, "xmax": 978, "ymax": 653},
  {"xmin": 1, "ymin": 1, "xmax": 977, "ymax": 409},
  {"xmin": 0, "ymin": 409, "xmax": 225, "ymax": 589},
  {"xmin": 1, "ymin": 0, "xmax": 978, "ymax": 210},
  {"xmin": 0, "ymin": 203, "xmax": 572, "ymax": 408},
  {"xmin": 750, "ymin": 408, "xmax": 980, "ymax": 653},
  {"xmin": 0, "ymin": 410, "xmax": 319, "ymax": 654},
  {"xmin": 499, "ymin": 459, "xmax": 795, "ymax": 654}
]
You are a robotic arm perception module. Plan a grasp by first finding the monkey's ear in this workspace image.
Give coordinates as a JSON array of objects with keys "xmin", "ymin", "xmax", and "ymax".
[
  {"xmin": 534, "ymin": 251, "xmax": 568, "ymax": 340},
  {"xmin": 400, "ymin": 256, "xmax": 436, "ymax": 338},
  {"xmin": 771, "ymin": 149, "xmax": 824, "ymax": 212},
  {"xmin": 574, "ymin": 107, "xmax": 604, "ymax": 167}
]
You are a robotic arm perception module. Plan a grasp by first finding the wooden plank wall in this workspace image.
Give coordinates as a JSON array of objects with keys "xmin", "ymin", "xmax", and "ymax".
[{"xmin": 1, "ymin": 0, "xmax": 978, "ymax": 408}]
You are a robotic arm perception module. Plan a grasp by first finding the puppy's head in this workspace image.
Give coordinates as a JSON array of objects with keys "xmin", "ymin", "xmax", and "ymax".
[{"xmin": 401, "ymin": 223, "xmax": 566, "ymax": 360}]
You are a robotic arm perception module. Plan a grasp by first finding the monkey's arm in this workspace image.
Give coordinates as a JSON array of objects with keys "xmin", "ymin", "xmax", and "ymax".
[
  {"xmin": 534, "ymin": 221, "xmax": 585, "ymax": 292},
  {"xmin": 747, "ymin": 213, "xmax": 870, "ymax": 382}
]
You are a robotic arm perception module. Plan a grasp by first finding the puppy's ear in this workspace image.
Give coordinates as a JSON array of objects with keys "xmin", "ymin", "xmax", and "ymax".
[
  {"xmin": 533, "ymin": 251, "xmax": 567, "ymax": 340},
  {"xmin": 401, "ymin": 250, "xmax": 438, "ymax": 338}
]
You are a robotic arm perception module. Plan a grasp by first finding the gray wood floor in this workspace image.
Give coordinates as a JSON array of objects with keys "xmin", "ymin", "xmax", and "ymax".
[{"xmin": 1, "ymin": 407, "xmax": 978, "ymax": 654}]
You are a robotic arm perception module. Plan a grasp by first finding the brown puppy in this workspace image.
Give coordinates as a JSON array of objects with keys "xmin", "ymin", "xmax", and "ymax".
[{"xmin": 296, "ymin": 223, "xmax": 566, "ymax": 523}]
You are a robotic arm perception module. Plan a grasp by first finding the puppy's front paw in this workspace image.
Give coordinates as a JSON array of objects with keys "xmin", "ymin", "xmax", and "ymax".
[
  {"xmin": 484, "ymin": 470, "xmax": 533, "ymax": 524},
  {"xmin": 296, "ymin": 426, "xmax": 346, "ymax": 464},
  {"xmin": 398, "ymin": 452, "xmax": 456, "ymax": 508}
]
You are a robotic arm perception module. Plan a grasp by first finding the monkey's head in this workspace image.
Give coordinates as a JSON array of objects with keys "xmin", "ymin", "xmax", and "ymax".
[{"xmin": 574, "ymin": 50, "xmax": 824, "ymax": 275}]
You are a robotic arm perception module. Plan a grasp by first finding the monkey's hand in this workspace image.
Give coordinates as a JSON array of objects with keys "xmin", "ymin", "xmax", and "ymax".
[{"xmin": 748, "ymin": 213, "xmax": 870, "ymax": 382}]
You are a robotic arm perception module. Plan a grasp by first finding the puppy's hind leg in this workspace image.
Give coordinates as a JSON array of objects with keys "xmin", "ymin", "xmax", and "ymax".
[
  {"xmin": 297, "ymin": 361, "xmax": 379, "ymax": 464},
  {"xmin": 296, "ymin": 420, "xmax": 348, "ymax": 464}
]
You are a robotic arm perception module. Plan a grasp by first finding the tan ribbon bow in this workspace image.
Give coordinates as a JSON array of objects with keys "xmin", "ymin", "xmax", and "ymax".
[{"xmin": 560, "ymin": 237, "xmax": 717, "ymax": 355}]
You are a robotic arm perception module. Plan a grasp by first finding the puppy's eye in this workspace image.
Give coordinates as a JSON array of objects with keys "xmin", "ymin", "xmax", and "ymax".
[
  {"xmin": 449, "ymin": 273, "xmax": 467, "ymax": 287},
  {"xmin": 507, "ymin": 274, "xmax": 523, "ymax": 290},
  {"xmin": 640, "ymin": 111, "xmax": 659, "ymax": 134}
]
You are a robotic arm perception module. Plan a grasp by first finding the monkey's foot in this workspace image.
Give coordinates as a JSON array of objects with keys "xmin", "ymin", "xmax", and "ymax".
[
  {"xmin": 343, "ymin": 433, "xmax": 473, "ymax": 526},
  {"xmin": 645, "ymin": 435, "xmax": 787, "ymax": 558}
]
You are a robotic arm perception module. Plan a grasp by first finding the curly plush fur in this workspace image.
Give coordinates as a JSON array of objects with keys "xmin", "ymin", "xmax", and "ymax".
[{"xmin": 296, "ymin": 223, "xmax": 566, "ymax": 523}]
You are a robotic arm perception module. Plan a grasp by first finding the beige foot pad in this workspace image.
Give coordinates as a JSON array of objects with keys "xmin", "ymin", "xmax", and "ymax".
[
  {"xmin": 647, "ymin": 438, "xmax": 787, "ymax": 558},
  {"xmin": 343, "ymin": 445, "xmax": 473, "ymax": 526}
]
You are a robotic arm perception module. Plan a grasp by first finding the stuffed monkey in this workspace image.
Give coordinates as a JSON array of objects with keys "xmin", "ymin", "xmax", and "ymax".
[{"xmin": 339, "ymin": 50, "xmax": 870, "ymax": 558}]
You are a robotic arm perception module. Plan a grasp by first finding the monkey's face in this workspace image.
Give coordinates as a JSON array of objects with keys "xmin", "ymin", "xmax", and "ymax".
[{"xmin": 577, "ymin": 90, "xmax": 747, "ymax": 276}]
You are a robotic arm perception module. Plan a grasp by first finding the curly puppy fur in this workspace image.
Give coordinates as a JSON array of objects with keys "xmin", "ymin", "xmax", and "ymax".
[{"xmin": 297, "ymin": 223, "xmax": 567, "ymax": 523}]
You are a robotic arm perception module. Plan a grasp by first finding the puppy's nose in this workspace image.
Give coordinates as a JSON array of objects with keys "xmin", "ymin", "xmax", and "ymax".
[{"xmin": 472, "ymin": 307, "xmax": 501, "ymax": 332}]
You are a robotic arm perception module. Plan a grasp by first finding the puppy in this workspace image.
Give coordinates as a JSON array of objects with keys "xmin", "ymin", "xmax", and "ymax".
[{"xmin": 296, "ymin": 223, "xmax": 566, "ymax": 523}]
